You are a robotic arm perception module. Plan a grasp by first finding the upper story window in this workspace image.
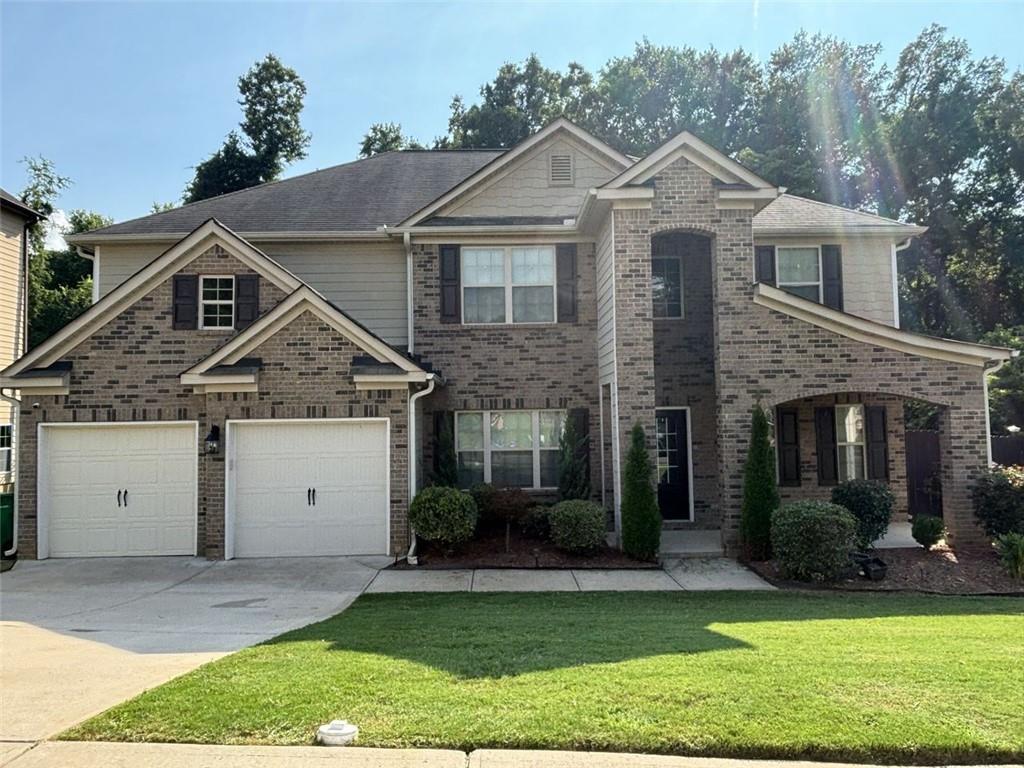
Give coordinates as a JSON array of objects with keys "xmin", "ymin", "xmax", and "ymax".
[
  {"xmin": 652, "ymin": 255, "xmax": 684, "ymax": 319},
  {"xmin": 456, "ymin": 409, "xmax": 564, "ymax": 489},
  {"xmin": 462, "ymin": 246, "xmax": 556, "ymax": 324},
  {"xmin": 0, "ymin": 424, "xmax": 11, "ymax": 473},
  {"xmin": 776, "ymin": 246, "xmax": 822, "ymax": 302},
  {"xmin": 200, "ymin": 276, "xmax": 235, "ymax": 329},
  {"xmin": 835, "ymin": 404, "xmax": 866, "ymax": 482}
]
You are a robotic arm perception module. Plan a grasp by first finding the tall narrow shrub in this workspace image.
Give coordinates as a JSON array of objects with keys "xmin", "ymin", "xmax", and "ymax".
[
  {"xmin": 621, "ymin": 422, "xmax": 661, "ymax": 560},
  {"xmin": 558, "ymin": 415, "xmax": 590, "ymax": 501},
  {"xmin": 433, "ymin": 417, "xmax": 458, "ymax": 487},
  {"xmin": 741, "ymin": 405, "xmax": 779, "ymax": 560}
]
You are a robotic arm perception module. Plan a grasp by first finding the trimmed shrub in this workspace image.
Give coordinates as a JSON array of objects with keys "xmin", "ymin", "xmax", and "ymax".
[
  {"xmin": 621, "ymin": 423, "xmax": 661, "ymax": 560},
  {"xmin": 470, "ymin": 484, "xmax": 531, "ymax": 527},
  {"xmin": 771, "ymin": 501, "xmax": 857, "ymax": 582},
  {"xmin": 549, "ymin": 500, "xmax": 606, "ymax": 554},
  {"xmin": 831, "ymin": 479, "xmax": 894, "ymax": 549},
  {"xmin": 995, "ymin": 532, "xmax": 1024, "ymax": 580},
  {"xmin": 558, "ymin": 414, "xmax": 590, "ymax": 501},
  {"xmin": 432, "ymin": 417, "xmax": 458, "ymax": 487},
  {"xmin": 741, "ymin": 405, "xmax": 779, "ymax": 560},
  {"xmin": 972, "ymin": 466, "xmax": 1024, "ymax": 537},
  {"xmin": 408, "ymin": 486, "xmax": 477, "ymax": 551},
  {"xmin": 522, "ymin": 506, "xmax": 551, "ymax": 540},
  {"xmin": 911, "ymin": 515, "xmax": 946, "ymax": 550},
  {"xmin": 468, "ymin": 483, "xmax": 499, "ymax": 521}
]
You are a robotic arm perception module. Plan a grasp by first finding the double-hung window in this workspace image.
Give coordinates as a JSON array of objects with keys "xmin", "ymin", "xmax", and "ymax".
[
  {"xmin": 455, "ymin": 410, "xmax": 563, "ymax": 489},
  {"xmin": 776, "ymin": 246, "xmax": 821, "ymax": 302},
  {"xmin": 200, "ymin": 276, "xmax": 235, "ymax": 329},
  {"xmin": 462, "ymin": 246, "xmax": 556, "ymax": 324},
  {"xmin": 651, "ymin": 255, "xmax": 684, "ymax": 318},
  {"xmin": 835, "ymin": 404, "xmax": 866, "ymax": 482},
  {"xmin": 0, "ymin": 424, "xmax": 11, "ymax": 474}
]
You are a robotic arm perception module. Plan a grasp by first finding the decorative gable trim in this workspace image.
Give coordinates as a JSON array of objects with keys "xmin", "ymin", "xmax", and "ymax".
[{"xmin": 0, "ymin": 219, "xmax": 302, "ymax": 379}]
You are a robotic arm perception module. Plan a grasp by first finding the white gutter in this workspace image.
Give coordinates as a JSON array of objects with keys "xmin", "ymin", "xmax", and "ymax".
[
  {"xmin": 406, "ymin": 374, "xmax": 437, "ymax": 564},
  {"xmin": 892, "ymin": 237, "xmax": 915, "ymax": 329},
  {"xmin": 404, "ymin": 231, "xmax": 414, "ymax": 354},
  {"xmin": 76, "ymin": 246, "xmax": 99, "ymax": 304},
  {"xmin": 1, "ymin": 389, "xmax": 19, "ymax": 557}
]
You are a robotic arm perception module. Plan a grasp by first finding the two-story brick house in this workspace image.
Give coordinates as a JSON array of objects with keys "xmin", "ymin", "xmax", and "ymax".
[{"xmin": 0, "ymin": 120, "xmax": 1014, "ymax": 560}]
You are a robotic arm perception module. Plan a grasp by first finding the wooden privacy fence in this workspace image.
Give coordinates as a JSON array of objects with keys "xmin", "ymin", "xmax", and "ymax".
[
  {"xmin": 991, "ymin": 434, "xmax": 1024, "ymax": 466},
  {"xmin": 906, "ymin": 430, "xmax": 942, "ymax": 518}
]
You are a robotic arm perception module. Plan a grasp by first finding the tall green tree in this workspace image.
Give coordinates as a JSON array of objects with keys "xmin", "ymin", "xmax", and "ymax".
[
  {"xmin": 186, "ymin": 54, "xmax": 311, "ymax": 202},
  {"xmin": 740, "ymin": 405, "xmax": 778, "ymax": 561},
  {"xmin": 621, "ymin": 423, "xmax": 661, "ymax": 561},
  {"xmin": 358, "ymin": 122, "xmax": 423, "ymax": 157},
  {"xmin": 982, "ymin": 326, "xmax": 1024, "ymax": 432}
]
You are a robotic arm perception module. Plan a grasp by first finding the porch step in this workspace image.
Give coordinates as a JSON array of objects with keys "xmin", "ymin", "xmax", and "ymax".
[{"xmin": 659, "ymin": 529, "xmax": 724, "ymax": 558}]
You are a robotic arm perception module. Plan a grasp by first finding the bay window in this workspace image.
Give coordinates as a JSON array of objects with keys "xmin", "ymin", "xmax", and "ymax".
[
  {"xmin": 776, "ymin": 246, "xmax": 821, "ymax": 302},
  {"xmin": 462, "ymin": 246, "xmax": 556, "ymax": 324},
  {"xmin": 456, "ymin": 410, "xmax": 564, "ymax": 488},
  {"xmin": 836, "ymin": 404, "xmax": 866, "ymax": 482}
]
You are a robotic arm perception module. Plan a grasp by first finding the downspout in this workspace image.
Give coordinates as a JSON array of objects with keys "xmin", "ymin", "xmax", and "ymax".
[
  {"xmin": 75, "ymin": 246, "xmax": 98, "ymax": 304},
  {"xmin": 406, "ymin": 374, "xmax": 436, "ymax": 564},
  {"xmin": 892, "ymin": 238, "xmax": 914, "ymax": 329},
  {"xmin": 1, "ymin": 388, "xmax": 19, "ymax": 557},
  {"xmin": 404, "ymin": 231, "xmax": 414, "ymax": 355}
]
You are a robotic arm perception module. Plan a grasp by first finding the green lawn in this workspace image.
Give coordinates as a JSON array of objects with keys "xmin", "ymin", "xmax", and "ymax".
[{"xmin": 65, "ymin": 592, "xmax": 1023, "ymax": 764}]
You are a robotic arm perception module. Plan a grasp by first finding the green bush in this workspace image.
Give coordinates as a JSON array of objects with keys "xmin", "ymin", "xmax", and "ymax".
[
  {"xmin": 972, "ymin": 466, "xmax": 1024, "ymax": 537},
  {"xmin": 470, "ymin": 484, "xmax": 531, "ymax": 527},
  {"xmin": 558, "ymin": 414, "xmax": 591, "ymax": 501},
  {"xmin": 521, "ymin": 506, "xmax": 551, "ymax": 540},
  {"xmin": 831, "ymin": 479, "xmax": 894, "ymax": 549},
  {"xmin": 549, "ymin": 500, "xmax": 606, "ymax": 554},
  {"xmin": 911, "ymin": 515, "xmax": 946, "ymax": 549},
  {"xmin": 995, "ymin": 532, "xmax": 1024, "ymax": 580},
  {"xmin": 408, "ymin": 486, "xmax": 477, "ymax": 550},
  {"xmin": 741, "ymin": 405, "xmax": 779, "ymax": 560},
  {"xmin": 620, "ymin": 423, "xmax": 661, "ymax": 560},
  {"xmin": 771, "ymin": 501, "xmax": 857, "ymax": 582},
  {"xmin": 469, "ymin": 483, "xmax": 499, "ymax": 520}
]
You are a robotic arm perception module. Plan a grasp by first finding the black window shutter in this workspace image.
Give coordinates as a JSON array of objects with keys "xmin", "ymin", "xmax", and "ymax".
[
  {"xmin": 568, "ymin": 407, "xmax": 590, "ymax": 486},
  {"xmin": 755, "ymin": 245, "xmax": 776, "ymax": 285},
  {"xmin": 172, "ymin": 274, "xmax": 198, "ymax": 330},
  {"xmin": 821, "ymin": 245, "xmax": 844, "ymax": 310},
  {"xmin": 556, "ymin": 243, "xmax": 578, "ymax": 323},
  {"xmin": 234, "ymin": 274, "xmax": 260, "ymax": 329},
  {"xmin": 432, "ymin": 411, "xmax": 454, "ymax": 476},
  {"xmin": 814, "ymin": 406, "xmax": 838, "ymax": 486},
  {"xmin": 776, "ymin": 407, "xmax": 801, "ymax": 487},
  {"xmin": 865, "ymin": 405, "xmax": 889, "ymax": 480},
  {"xmin": 439, "ymin": 245, "xmax": 460, "ymax": 324}
]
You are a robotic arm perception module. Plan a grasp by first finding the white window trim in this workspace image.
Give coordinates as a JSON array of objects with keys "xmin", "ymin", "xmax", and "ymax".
[
  {"xmin": 0, "ymin": 423, "xmax": 12, "ymax": 476},
  {"xmin": 651, "ymin": 253, "xmax": 685, "ymax": 320},
  {"xmin": 776, "ymin": 245, "xmax": 823, "ymax": 303},
  {"xmin": 461, "ymin": 246, "xmax": 558, "ymax": 326},
  {"xmin": 199, "ymin": 275, "xmax": 235, "ymax": 330},
  {"xmin": 835, "ymin": 404, "xmax": 866, "ymax": 482},
  {"xmin": 455, "ymin": 409, "xmax": 563, "ymax": 490}
]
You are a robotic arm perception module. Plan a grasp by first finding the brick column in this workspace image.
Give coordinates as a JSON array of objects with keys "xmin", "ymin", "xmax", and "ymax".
[{"xmin": 937, "ymin": 398, "xmax": 990, "ymax": 549}]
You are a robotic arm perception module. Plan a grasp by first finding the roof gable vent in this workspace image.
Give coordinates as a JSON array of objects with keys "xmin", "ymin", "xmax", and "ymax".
[{"xmin": 549, "ymin": 153, "xmax": 574, "ymax": 186}]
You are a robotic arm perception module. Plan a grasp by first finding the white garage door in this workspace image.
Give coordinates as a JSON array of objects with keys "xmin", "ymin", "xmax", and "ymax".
[
  {"xmin": 40, "ymin": 423, "xmax": 197, "ymax": 558},
  {"xmin": 228, "ymin": 420, "xmax": 389, "ymax": 558}
]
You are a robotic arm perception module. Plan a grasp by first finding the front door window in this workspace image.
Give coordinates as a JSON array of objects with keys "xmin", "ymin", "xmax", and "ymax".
[{"xmin": 656, "ymin": 409, "xmax": 691, "ymax": 521}]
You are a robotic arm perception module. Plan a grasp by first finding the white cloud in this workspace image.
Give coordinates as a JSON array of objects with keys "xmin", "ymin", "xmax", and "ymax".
[{"xmin": 43, "ymin": 209, "xmax": 69, "ymax": 251}]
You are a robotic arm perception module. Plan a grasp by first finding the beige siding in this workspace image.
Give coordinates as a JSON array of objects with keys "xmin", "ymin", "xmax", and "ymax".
[
  {"xmin": 754, "ymin": 236, "xmax": 897, "ymax": 326},
  {"xmin": 447, "ymin": 137, "xmax": 619, "ymax": 219},
  {"xmin": 0, "ymin": 209, "xmax": 26, "ymax": 480},
  {"xmin": 98, "ymin": 239, "xmax": 409, "ymax": 347},
  {"xmin": 595, "ymin": 213, "xmax": 615, "ymax": 383}
]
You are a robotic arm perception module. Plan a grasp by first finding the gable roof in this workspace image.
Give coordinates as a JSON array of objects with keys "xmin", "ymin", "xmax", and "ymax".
[
  {"xmin": 1, "ymin": 219, "xmax": 302, "ymax": 380},
  {"xmin": 68, "ymin": 150, "xmax": 504, "ymax": 243},
  {"xmin": 753, "ymin": 194, "xmax": 927, "ymax": 237},
  {"xmin": 0, "ymin": 187, "xmax": 43, "ymax": 222}
]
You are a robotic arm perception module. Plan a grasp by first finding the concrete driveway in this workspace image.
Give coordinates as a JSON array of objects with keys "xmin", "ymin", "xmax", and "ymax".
[{"xmin": 0, "ymin": 556, "xmax": 387, "ymax": 743}]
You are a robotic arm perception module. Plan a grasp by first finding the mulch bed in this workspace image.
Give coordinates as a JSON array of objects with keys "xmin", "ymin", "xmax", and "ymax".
[
  {"xmin": 391, "ymin": 527, "xmax": 657, "ymax": 570},
  {"xmin": 747, "ymin": 545, "xmax": 1024, "ymax": 595}
]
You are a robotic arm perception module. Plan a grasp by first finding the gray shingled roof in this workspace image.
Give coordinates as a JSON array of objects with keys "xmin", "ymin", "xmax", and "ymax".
[
  {"xmin": 754, "ymin": 193, "xmax": 923, "ymax": 233},
  {"xmin": 0, "ymin": 187, "xmax": 43, "ymax": 221},
  {"xmin": 80, "ymin": 150, "xmax": 505, "ymax": 238}
]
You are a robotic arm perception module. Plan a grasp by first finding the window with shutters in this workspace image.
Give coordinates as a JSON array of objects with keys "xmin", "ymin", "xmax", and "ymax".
[
  {"xmin": 462, "ymin": 246, "xmax": 556, "ymax": 324},
  {"xmin": 652, "ymin": 255, "xmax": 684, "ymax": 318},
  {"xmin": 835, "ymin": 404, "xmax": 866, "ymax": 482},
  {"xmin": 199, "ymin": 275, "xmax": 235, "ymax": 329},
  {"xmin": 0, "ymin": 424, "xmax": 11, "ymax": 474},
  {"xmin": 455, "ymin": 410, "xmax": 564, "ymax": 489},
  {"xmin": 777, "ymin": 246, "xmax": 822, "ymax": 302},
  {"xmin": 549, "ymin": 153, "xmax": 574, "ymax": 186}
]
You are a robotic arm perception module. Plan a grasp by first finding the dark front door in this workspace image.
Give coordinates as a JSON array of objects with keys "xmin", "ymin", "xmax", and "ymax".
[{"xmin": 656, "ymin": 409, "xmax": 691, "ymax": 521}]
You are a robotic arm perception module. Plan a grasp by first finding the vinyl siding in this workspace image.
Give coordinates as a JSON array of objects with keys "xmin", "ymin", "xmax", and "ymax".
[
  {"xmin": 596, "ymin": 213, "xmax": 616, "ymax": 383},
  {"xmin": 98, "ymin": 240, "xmax": 409, "ymax": 346},
  {"xmin": 0, "ymin": 210, "xmax": 25, "ymax": 478}
]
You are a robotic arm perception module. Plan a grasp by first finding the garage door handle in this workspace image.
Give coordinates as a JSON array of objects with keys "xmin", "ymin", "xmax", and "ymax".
[
  {"xmin": 117, "ymin": 489, "xmax": 122, "ymax": 507},
  {"xmin": 312, "ymin": 488, "xmax": 316, "ymax": 506},
  {"xmin": 123, "ymin": 489, "xmax": 128, "ymax": 507},
  {"xmin": 307, "ymin": 488, "xmax": 312, "ymax": 506}
]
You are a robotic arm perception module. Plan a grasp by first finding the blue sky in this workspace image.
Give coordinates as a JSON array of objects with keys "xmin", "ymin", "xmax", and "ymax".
[{"xmin": 2, "ymin": 1, "xmax": 1022, "ymax": 223}]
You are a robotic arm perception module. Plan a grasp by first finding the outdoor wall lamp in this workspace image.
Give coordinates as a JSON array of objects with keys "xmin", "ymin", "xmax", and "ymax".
[{"xmin": 205, "ymin": 424, "xmax": 221, "ymax": 454}]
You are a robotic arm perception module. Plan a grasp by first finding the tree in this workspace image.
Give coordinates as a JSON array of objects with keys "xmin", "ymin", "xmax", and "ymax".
[
  {"xmin": 18, "ymin": 156, "xmax": 70, "ymax": 259},
  {"xmin": 358, "ymin": 122, "xmax": 423, "ymax": 157},
  {"xmin": 432, "ymin": 416, "xmax": 458, "ymax": 487},
  {"xmin": 982, "ymin": 326, "xmax": 1024, "ymax": 432},
  {"xmin": 620, "ymin": 422, "xmax": 660, "ymax": 560},
  {"xmin": 186, "ymin": 54, "xmax": 311, "ymax": 202},
  {"xmin": 150, "ymin": 201, "xmax": 177, "ymax": 213},
  {"xmin": 740, "ymin": 405, "xmax": 778, "ymax": 561},
  {"xmin": 557, "ymin": 414, "xmax": 590, "ymax": 501}
]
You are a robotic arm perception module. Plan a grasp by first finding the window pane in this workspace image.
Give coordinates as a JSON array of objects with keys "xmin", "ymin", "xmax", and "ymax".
[
  {"xmin": 490, "ymin": 412, "xmax": 532, "ymax": 449},
  {"xmin": 512, "ymin": 286, "xmax": 554, "ymax": 322},
  {"xmin": 539, "ymin": 450, "xmax": 559, "ymax": 487},
  {"xmin": 656, "ymin": 415, "xmax": 680, "ymax": 484},
  {"xmin": 538, "ymin": 412, "xmax": 563, "ymax": 449},
  {"xmin": 835, "ymin": 405, "xmax": 865, "ymax": 444},
  {"xmin": 0, "ymin": 425, "xmax": 10, "ymax": 448},
  {"xmin": 203, "ymin": 303, "xmax": 233, "ymax": 327},
  {"xmin": 777, "ymin": 248, "xmax": 819, "ymax": 283},
  {"xmin": 0, "ymin": 450, "xmax": 9, "ymax": 473},
  {"xmin": 652, "ymin": 257, "xmax": 682, "ymax": 318},
  {"xmin": 463, "ymin": 287, "xmax": 506, "ymax": 323},
  {"xmin": 511, "ymin": 247, "xmax": 554, "ymax": 284},
  {"xmin": 838, "ymin": 445, "xmax": 865, "ymax": 482},
  {"xmin": 781, "ymin": 284, "xmax": 820, "ymax": 302},
  {"xmin": 456, "ymin": 413, "xmax": 483, "ymax": 451},
  {"xmin": 491, "ymin": 451, "xmax": 533, "ymax": 488},
  {"xmin": 462, "ymin": 249, "xmax": 505, "ymax": 285},
  {"xmin": 457, "ymin": 451, "xmax": 484, "ymax": 487}
]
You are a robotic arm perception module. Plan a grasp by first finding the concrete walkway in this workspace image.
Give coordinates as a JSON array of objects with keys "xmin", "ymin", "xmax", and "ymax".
[{"xmin": 366, "ymin": 559, "xmax": 774, "ymax": 593}]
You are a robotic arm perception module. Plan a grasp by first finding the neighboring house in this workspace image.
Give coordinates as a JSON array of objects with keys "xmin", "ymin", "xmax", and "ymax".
[
  {"xmin": 0, "ymin": 189, "xmax": 41, "ymax": 522},
  {"xmin": 0, "ymin": 119, "xmax": 1015, "ymax": 560}
]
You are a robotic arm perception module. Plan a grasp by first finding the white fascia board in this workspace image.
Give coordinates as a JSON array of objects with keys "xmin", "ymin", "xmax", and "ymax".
[
  {"xmin": 180, "ymin": 372, "xmax": 258, "ymax": 387},
  {"xmin": 354, "ymin": 372, "xmax": 430, "ymax": 390},
  {"xmin": 396, "ymin": 224, "xmax": 578, "ymax": 236},
  {"xmin": 68, "ymin": 230, "xmax": 389, "ymax": 245},
  {"xmin": 0, "ymin": 375, "xmax": 69, "ymax": 392},
  {"xmin": 753, "ymin": 226, "xmax": 928, "ymax": 238},
  {"xmin": 594, "ymin": 188, "xmax": 655, "ymax": 201}
]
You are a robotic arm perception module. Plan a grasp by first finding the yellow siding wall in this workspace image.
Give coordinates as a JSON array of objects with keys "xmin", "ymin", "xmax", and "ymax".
[{"xmin": 0, "ymin": 209, "xmax": 26, "ymax": 482}]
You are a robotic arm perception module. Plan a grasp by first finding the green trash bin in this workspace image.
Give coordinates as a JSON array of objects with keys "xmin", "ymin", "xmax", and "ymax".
[{"xmin": 0, "ymin": 493, "xmax": 13, "ymax": 555}]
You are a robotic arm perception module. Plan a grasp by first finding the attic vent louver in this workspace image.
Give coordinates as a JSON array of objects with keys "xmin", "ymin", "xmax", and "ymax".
[{"xmin": 549, "ymin": 153, "xmax": 574, "ymax": 186}]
